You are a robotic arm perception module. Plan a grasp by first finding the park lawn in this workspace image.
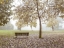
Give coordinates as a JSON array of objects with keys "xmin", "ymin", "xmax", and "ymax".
[
  {"xmin": 0, "ymin": 30, "xmax": 16, "ymax": 36},
  {"xmin": 0, "ymin": 30, "xmax": 64, "ymax": 36},
  {"xmin": 0, "ymin": 30, "xmax": 32, "ymax": 36}
]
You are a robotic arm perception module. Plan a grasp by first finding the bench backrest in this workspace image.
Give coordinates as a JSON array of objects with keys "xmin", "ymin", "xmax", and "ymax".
[{"xmin": 15, "ymin": 32, "xmax": 29, "ymax": 36}]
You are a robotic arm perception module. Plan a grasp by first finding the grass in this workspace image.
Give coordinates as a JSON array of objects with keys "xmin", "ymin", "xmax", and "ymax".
[
  {"xmin": 0, "ymin": 30, "xmax": 15, "ymax": 36},
  {"xmin": 0, "ymin": 30, "xmax": 64, "ymax": 36}
]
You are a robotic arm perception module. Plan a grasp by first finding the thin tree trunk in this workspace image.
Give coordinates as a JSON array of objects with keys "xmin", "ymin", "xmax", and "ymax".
[
  {"xmin": 18, "ymin": 27, "xmax": 21, "ymax": 30},
  {"xmin": 36, "ymin": 0, "xmax": 42, "ymax": 38},
  {"xmin": 52, "ymin": 26, "xmax": 54, "ymax": 31},
  {"xmin": 39, "ymin": 17, "xmax": 42, "ymax": 38}
]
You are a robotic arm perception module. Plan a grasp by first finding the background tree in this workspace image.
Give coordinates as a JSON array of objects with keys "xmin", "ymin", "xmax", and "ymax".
[
  {"xmin": 0, "ymin": 0, "xmax": 13, "ymax": 26},
  {"xmin": 45, "ymin": 0, "xmax": 64, "ymax": 31},
  {"xmin": 0, "ymin": 22, "xmax": 13, "ymax": 30},
  {"xmin": 16, "ymin": 20, "xmax": 27, "ymax": 30},
  {"xmin": 14, "ymin": 0, "xmax": 37, "ymax": 30},
  {"xmin": 46, "ymin": 18, "xmax": 58, "ymax": 31}
]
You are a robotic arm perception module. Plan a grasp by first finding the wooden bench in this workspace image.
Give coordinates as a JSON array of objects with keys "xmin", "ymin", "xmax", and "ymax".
[{"xmin": 15, "ymin": 32, "xmax": 29, "ymax": 38}]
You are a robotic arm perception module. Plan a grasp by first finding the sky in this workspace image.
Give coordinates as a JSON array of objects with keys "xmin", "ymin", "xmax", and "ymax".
[{"xmin": 10, "ymin": 0, "xmax": 64, "ymax": 30}]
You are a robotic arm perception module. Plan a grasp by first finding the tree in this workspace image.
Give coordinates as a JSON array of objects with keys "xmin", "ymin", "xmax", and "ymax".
[
  {"xmin": 0, "ymin": 0, "xmax": 8, "ymax": 4},
  {"xmin": 14, "ymin": 0, "xmax": 37, "ymax": 30},
  {"xmin": 45, "ymin": 0, "xmax": 64, "ymax": 31},
  {"xmin": 54, "ymin": 0, "xmax": 64, "ymax": 13},
  {"xmin": 0, "ymin": 22, "xmax": 13, "ymax": 30},
  {"xmin": 0, "ymin": 0, "xmax": 13, "ymax": 26},
  {"xmin": 36, "ymin": 0, "xmax": 42, "ymax": 38},
  {"xmin": 46, "ymin": 18, "xmax": 58, "ymax": 31},
  {"xmin": 16, "ymin": 21, "xmax": 22, "ymax": 30},
  {"xmin": 16, "ymin": 20, "xmax": 27, "ymax": 30},
  {"xmin": 14, "ymin": 0, "xmax": 44, "ymax": 38}
]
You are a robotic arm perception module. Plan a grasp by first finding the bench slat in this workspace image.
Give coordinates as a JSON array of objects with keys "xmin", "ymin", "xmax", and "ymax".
[{"xmin": 15, "ymin": 32, "xmax": 29, "ymax": 36}]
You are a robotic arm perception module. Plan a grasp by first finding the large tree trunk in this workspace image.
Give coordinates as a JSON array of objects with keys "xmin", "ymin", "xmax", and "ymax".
[{"xmin": 36, "ymin": 0, "xmax": 42, "ymax": 38}]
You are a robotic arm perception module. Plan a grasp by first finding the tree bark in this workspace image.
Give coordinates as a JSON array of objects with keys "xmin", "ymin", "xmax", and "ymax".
[
  {"xmin": 52, "ymin": 26, "xmax": 54, "ymax": 31},
  {"xmin": 36, "ymin": 0, "xmax": 42, "ymax": 38},
  {"xmin": 18, "ymin": 27, "xmax": 21, "ymax": 30},
  {"xmin": 39, "ymin": 17, "xmax": 42, "ymax": 38}
]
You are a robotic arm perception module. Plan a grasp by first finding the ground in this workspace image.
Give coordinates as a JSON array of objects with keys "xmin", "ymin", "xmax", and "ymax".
[{"xmin": 0, "ymin": 30, "xmax": 64, "ymax": 48}]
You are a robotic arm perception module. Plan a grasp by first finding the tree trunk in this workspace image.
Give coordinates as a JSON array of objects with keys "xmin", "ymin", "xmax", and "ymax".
[
  {"xmin": 39, "ymin": 17, "xmax": 42, "ymax": 38},
  {"xmin": 18, "ymin": 27, "xmax": 21, "ymax": 30},
  {"xmin": 36, "ymin": 0, "xmax": 42, "ymax": 38},
  {"xmin": 52, "ymin": 26, "xmax": 54, "ymax": 31}
]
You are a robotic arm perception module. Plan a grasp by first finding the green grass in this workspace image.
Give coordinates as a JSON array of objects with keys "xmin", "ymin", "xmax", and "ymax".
[
  {"xmin": 0, "ymin": 30, "xmax": 64, "ymax": 36},
  {"xmin": 0, "ymin": 30, "xmax": 15, "ymax": 36}
]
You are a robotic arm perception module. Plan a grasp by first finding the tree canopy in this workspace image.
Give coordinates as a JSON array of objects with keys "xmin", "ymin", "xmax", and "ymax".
[
  {"xmin": 47, "ymin": 18, "xmax": 58, "ymax": 31},
  {"xmin": 14, "ymin": 0, "xmax": 38, "ymax": 29},
  {"xmin": 0, "ymin": 0, "xmax": 13, "ymax": 26}
]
